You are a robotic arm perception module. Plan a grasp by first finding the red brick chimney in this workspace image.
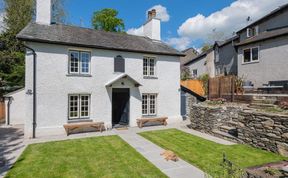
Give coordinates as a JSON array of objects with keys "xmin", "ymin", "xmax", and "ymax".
[{"xmin": 148, "ymin": 9, "xmax": 157, "ymax": 20}]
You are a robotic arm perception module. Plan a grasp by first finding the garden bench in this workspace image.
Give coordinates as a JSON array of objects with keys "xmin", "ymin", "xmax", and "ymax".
[
  {"xmin": 137, "ymin": 117, "xmax": 168, "ymax": 128},
  {"xmin": 63, "ymin": 122, "xmax": 105, "ymax": 136}
]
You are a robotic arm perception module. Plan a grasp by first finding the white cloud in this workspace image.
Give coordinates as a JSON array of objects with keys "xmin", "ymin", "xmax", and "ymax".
[
  {"xmin": 127, "ymin": 26, "xmax": 144, "ymax": 36},
  {"xmin": 165, "ymin": 37, "xmax": 192, "ymax": 51},
  {"xmin": 127, "ymin": 4, "xmax": 170, "ymax": 36},
  {"xmin": 178, "ymin": 0, "xmax": 288, "ymax": 41},
  {"xmin": 147, "ymin": 5, "xmax": 170, "ymax": 22}
]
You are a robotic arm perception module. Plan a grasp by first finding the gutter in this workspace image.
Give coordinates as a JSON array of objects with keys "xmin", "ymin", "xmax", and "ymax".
[{"xmin": 23, "ymin": 44, "xmax": 37, "ymax": 139}]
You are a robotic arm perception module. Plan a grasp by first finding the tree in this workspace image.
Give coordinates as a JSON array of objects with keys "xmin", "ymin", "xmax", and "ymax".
[
  {"xmin": 92, "ymin": 8, "xmax": 125, "ymax": 32},
  {"xmin": 52, "ymin": 0, "xmax": 67, "ymax": 24},
  {"xmin": 0, "ymin": 0, "xmax": 66, "ymax": 95},
  {"xmin": 201, "ymin": 43, "xmax": 213, "ymax": 52},
  {"xmin": 0, "ymin": 0, "xmax": 34, "ymax": 94},
  {"xmin": 181, "ymin": 66, "xmax": 191, "ymax": 80}
]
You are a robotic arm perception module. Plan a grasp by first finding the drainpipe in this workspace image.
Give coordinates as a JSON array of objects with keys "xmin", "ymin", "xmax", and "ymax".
[
  {"xmin": 4, "ymin": 96, "xmax": 12, "ymax": 125},
  {"xmin": 23, "ymin": 44, "xmax": 37, "ymax": 139}
]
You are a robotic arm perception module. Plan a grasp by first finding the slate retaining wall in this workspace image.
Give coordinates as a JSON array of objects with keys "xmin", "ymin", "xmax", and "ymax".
[{"xmin": 189, "ymin": 104, "xmax": 288, "ymax": 156}]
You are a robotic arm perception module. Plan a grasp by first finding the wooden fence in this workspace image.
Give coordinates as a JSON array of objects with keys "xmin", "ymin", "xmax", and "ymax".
[
  {"xmin": 0, "ymin": 99, "xmax": 5, "ymax": 123},
  {"xmin": 208, "ymin": 76, "xmax": 235, "ymax": 101},
  {"xmin": 181, "ymin": 80, "xmax": 205, "ymax": 96}
]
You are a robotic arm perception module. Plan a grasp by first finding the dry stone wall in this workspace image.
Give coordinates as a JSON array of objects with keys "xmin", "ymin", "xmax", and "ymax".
[{"xmin": 189, "ymin": 103, "xmax": 288, "ymax": 156}]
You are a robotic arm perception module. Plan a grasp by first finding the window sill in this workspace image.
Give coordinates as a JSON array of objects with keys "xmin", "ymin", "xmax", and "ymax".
[
  {"xmin": 141, "ymin": 115, "xmax": 157, "ymax": 118},
  {"xmin": 66, "ymin": 74, "xmax": 92, "ymax": 77},
  {"xmin": 242, "ymin": 60, "xmax": 259, "ymax": 65},
  {"xmin": 143, "ymin": 76, "xmax": 158, "ymax": 79},
  {"xmin": 67, "ymin": 118, "xmax": 92, "ymax": 123}
]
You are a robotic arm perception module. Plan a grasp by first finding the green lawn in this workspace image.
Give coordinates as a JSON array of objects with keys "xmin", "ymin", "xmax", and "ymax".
[
  {"xmin": 139, "ymin": 129, "xmax": 287, "ymax": 177},
  {"xmin": 6, "ymin": 136, "xmax": 167, "ymax": 178}
]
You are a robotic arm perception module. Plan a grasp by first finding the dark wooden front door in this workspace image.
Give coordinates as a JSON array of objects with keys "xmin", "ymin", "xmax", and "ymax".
[{"xmin": 112, "ymin": 88, "xmax": 130, "ymax": 126}]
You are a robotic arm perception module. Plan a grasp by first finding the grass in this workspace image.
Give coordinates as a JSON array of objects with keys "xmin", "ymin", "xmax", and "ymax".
[
  {"xmin": 139, "ymin": 129, "xmax": 287, "ymax": 177},
  {"xmin": 6, "ymin": 135, "xmax": 167, "ymax": 178}
]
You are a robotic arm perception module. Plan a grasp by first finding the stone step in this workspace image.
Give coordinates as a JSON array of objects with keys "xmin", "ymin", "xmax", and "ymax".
[
  {"xmin": 248, "ymin": 103, "xmax": 276, "ymax": 109},
  {"xmin": 252, "ymin": 95, "xmax": 277, "ymax": 101},
  {"xmin": 252, "ymin": 99, "xmax": 276, "ymax": 105},
  {"xmin": 219, "ymin": 125, "xmax": 236, "ymax": 132},
  {"xmin": 212, "ymin": 129, "xmax": 239, "ymax": 142}
]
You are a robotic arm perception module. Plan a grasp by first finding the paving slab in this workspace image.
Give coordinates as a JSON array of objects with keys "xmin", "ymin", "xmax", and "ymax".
[
  {"xmin": 0, "ymin": 125, "xmax": 26, "ymax": 178},
  {"xmin": 119, "ymin": 132, "xmax": 206, "ymax": 178}
]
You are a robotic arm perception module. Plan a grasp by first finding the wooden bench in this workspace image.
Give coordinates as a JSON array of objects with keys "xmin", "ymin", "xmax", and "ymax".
[
  {"xmin": 137, "ymin": 117, "xmax": 168, "ymax": 128},
  {"xmin": 63, "ymin": 122, "xmax": 105, "ymax": 136}
]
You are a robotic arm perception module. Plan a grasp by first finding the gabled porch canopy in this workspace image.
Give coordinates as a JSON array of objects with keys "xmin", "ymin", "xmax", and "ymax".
[{"xmin": 105, "ymin": 74, "xmax": 142, "ymax": 87}]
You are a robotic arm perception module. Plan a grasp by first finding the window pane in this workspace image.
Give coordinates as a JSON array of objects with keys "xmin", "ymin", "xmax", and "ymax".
[
  {"xmin": 243, "ymin": 49, "xmax": 251, "ymax": 63},
  {"xmin": 80, "ymin": 95, "xmax": 89, "ymax": 117},
  {"xmin": 149, "ymin": 58, "xmax": 155, "ymax": 76},
  {"xmin": 69, "ymin": 95, "xmax": 79, "ymax": 118},
  {"xmin": 149, "ymin": 95, "xmax": 156, "ymax": 115},
  {"xmin": 143, "ymin": 57, "xmax": 148, "ymax": 76},
  {"xmin": 81, "ymin": 52, "xmax": 90, "ymax": 74},
  {"xmin": 70, "ymin": 51, "xmax": 79, "ymax": 73},
  {"xmin": 252, "ymin": 48, "xmax": 259, "ymax": 61},
  {"xmin": 142, "ymin": 95, "xmax": 148, "ymax": 115}
]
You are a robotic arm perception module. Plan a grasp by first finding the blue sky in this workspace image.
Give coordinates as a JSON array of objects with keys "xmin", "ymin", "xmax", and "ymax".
[
  {"xmin": 64, "ymin": 0, "xmax": 288, "ymax": 51},
  {"xmin": 65, "ymin": 0, "xmax": 234, "ymax": 38},
  {"xmin": 65, "ymin": 0, "xmax": 234, "ymax": 49},
  {"xmin": 0, "ymin": 0, "xmax": 287, "ymax": 51}
]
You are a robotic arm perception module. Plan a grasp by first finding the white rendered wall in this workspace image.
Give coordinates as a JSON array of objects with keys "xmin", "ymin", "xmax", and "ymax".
[
  {"xmin": 5, "ymin": 89, "xmax": 26, "ymax": 125},
  {"xmin": 36, "ymin": 0, "xmax": 51, "ymax": 25},
  {"xmin": 143, "ymin": 18, "xmax": 161, "ymax": 41},
  {"xmin": 24, "ymin": 42, "xmax": 181, "ymax": 137}
]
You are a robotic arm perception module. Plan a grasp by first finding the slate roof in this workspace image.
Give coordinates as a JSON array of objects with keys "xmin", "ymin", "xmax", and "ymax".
[
  {"xmin": 17, "ymin": 23, "xmax": 185, "ymax": 57},
  {"xmin": 237, "ymin": 3, "xmax": 288, "ymax": 33},
  {"xmin": 215, "ymin": 36, "xmax": 239, "ymax": 47},
  {"xmin": 183, "ymin": 48, "xmax": 213, "ymax": 66},
  {"xmin": 235, "ymin": 26, "xmax": 288, "ymax": 46},
  {"xmin": 180, "ymin": 48, "xmax": 199, "ymax": 65}
]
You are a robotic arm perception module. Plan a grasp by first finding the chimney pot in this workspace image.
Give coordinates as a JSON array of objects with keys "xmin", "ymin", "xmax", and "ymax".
[
  {"xmin": 147, "ymin": 9, "xmax": 157, "ymax": 21},
  {"xmin": 148, "ymin": 11, "xmax": 153, "ymax": 20},
  {"xmin": 151, "ymin": 9, "xmax": 156, "ymax": 18}
]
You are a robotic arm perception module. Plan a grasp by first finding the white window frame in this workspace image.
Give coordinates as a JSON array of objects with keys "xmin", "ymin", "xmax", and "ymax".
[
  {"xmin": 143, "ymin": 56, "xmax": 157, "ymax": 77},
  {"xmin": 142, "ymin": 93, "xmax": 157, "ymax": 116},
  {"xmin": 68, "ymin": 94, "xmax": 90, "ymax": 120},
  {"xmin": 69, "ymin": 50, "xmax": 91, "ymax": 75},
  {"xmin": 192, "ymin": 69, "xmax": 198, "ymax": 78},
  {"xmin": 246, "ymin": 26, "xmax": 259, "ymax": 38},
  {"xmin": 242, "ymin": 46, "xmax": 260, "ymax": 64}
]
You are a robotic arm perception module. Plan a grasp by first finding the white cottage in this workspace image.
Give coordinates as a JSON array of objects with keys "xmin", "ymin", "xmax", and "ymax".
[{"xmin": 5, "ymin": 0, "xmax": 184, "ymax": 138}]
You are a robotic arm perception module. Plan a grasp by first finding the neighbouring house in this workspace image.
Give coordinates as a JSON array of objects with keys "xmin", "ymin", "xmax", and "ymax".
[
  {"xmin": 183, "ymin": 48, "xmax": 215, "ymax": 78},
  {"xmin": 180, "ymin": 48, "xmax": 199, "ymax": 66},
  {"xmin": 5, "ymin": 0, "xmax": 184, "ymax": 138},
  {"xmin": 235, "ymin": 3, "xmax": 288, "ymax": 88},
  {"xmin": 214, "ymin": 36, "xmax": 239, "ymax": 76}
]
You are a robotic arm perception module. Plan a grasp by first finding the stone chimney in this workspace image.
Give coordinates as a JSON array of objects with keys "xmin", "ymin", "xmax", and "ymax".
[
  {"xmin": 36, "ymin": 0, "xmax": 52, "ymax": 25},
  {"xmin": 143, "ymin": 9, "xmax": 161, "ymax": 41}
]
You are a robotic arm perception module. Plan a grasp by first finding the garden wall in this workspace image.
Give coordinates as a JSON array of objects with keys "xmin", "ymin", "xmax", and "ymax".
[{"xmin": 189, "ymin": 104, "xmax": 288, "ymax": 156}]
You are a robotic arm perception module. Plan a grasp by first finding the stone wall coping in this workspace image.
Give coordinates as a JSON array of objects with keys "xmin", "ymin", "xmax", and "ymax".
[{"xmin": 193, "ymin": 104, "xmax": 288, "ymax": 118}]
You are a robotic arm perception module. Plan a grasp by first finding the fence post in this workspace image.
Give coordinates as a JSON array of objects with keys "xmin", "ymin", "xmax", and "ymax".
[
  {"xmin": 207, "ymin": 78, "xmax": 210, "ymax": 100},
  {"xmin": 231, "ymin": 76, "xmax": 235, "ymax": 102},
  {"xmin": 219, "ymin": 77, "xmax": 222, "ymax": 98}
]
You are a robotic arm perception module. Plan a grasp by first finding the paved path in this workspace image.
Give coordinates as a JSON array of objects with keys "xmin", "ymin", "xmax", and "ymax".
[
  {"xmin": 0, "ymin": 125, "xmax": 25, "ymax": 178},
  {"xmin": 118, "ymin": 130, "xmax": 206, "ymax": 178}
]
